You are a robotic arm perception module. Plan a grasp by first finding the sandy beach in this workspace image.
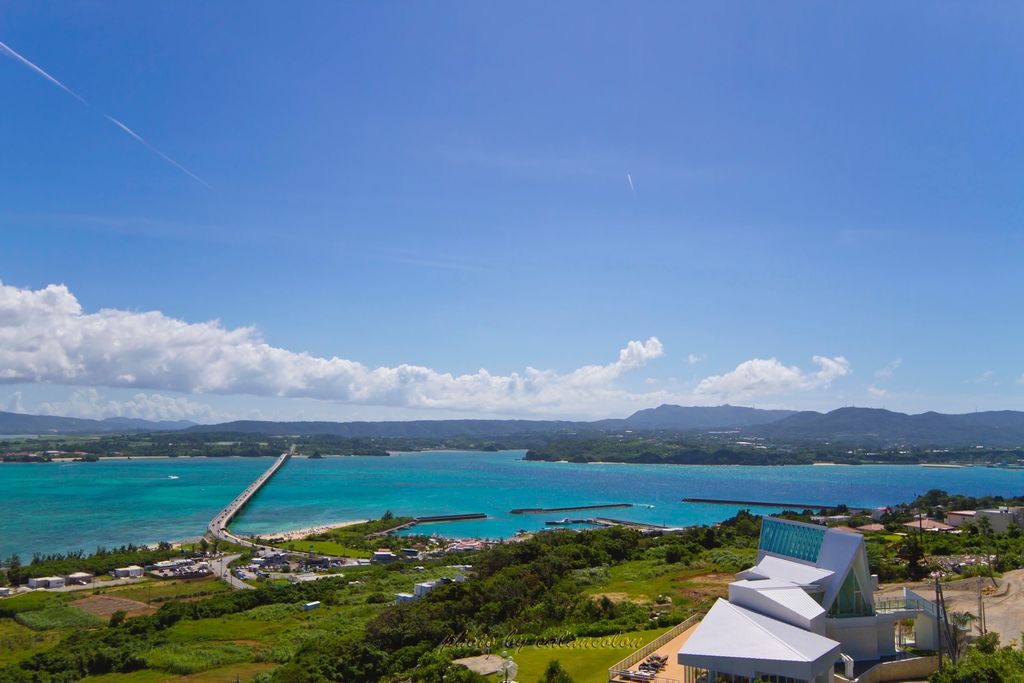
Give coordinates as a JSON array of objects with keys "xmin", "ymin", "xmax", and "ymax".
[{"xmin": 258, "ymin": 519, "xmax": 369, "ymax": 541}]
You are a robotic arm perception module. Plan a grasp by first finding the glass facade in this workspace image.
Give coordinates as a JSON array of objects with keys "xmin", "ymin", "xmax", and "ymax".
[
  {"xmin": 827, "ymin": 570, "xmax": 874, "ymax": 618},
  {"xmin": 758, "ymin": 518, "xmax": 826, "ymax": 563}
]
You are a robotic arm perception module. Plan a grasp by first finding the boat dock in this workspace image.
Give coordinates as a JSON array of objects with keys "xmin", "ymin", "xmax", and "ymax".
[
  {"xmin": 510, "ymin": 503, "xmax": 632, "ymax": 514},
  {"xmin": 682, "ymin": 497, "xmax": 832, "ymax": 509},
  {"xmin": 208, "ymin": 448, "xmax": 292, "ymax": 545}
]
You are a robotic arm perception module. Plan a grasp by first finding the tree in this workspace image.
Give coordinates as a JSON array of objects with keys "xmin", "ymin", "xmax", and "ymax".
[
  {"xmin": 539, "ymin": 660, "xmax": 574, "ymax": 683},
  {"xmin": 109, "ymin": 610, "xmax": 127, "ymax": 627},
  {"xmin": 198, "ymin": 538, "xmax": 210, "ymax": 555}
]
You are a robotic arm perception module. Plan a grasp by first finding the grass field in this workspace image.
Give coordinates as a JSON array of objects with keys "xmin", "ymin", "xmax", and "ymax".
[
  {"xmin": 588, "ymin": 560, "xmax": 731, "ymax": 611},
  {"xmin": 15, "ymin": 604, "xmax": 104, "ymax": 630},
  {"xmin": 0, "ymin": 618, "xmax": 62, "ymax": 667},
  {"xmin": 278, "ymin": 539, "xmax": 371, "ymax": 558},
  {"xmin": 509, "ymin": 627, "xmax": 666, "ymax": 682},
  {"xmin": 0, "ymin": 590, "xmax": 70, "ymax": 615},
  {"xmin": 100, "ymin": 577, "xmax": 233, "ymax": 604}
]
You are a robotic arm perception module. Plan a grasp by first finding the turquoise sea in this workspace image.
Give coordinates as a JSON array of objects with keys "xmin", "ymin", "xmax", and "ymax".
[{"xmin": 4, "ymin": 450, "xmax": 1024, "ymax": 559}]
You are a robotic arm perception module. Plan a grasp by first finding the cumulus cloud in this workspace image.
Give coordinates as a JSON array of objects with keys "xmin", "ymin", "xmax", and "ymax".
[
  {"xmin": 5, "ymin": 391, "xmax": 24, "ymax": 413},
  {"xmin": 0, "ymin": 281, "xmax": 665, "ymax": 416},
  {"xmin": 36, "ymin": 389, "xmax": 218, "ymax": 422},
  {"xmin": 694, "ymin": 356, "xmax": 851, "ymax": 401},
  {"xmin": 874, "ymin": 358, "xmax": 903, "ymax": 381}
]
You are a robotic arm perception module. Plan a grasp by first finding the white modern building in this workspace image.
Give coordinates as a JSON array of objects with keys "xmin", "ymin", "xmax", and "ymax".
[
  {"xmin": 679, "ymin": 518, "xmax": 939, "ymax": 683},
  {"xmin": 113, "ymin": 565, "xmax": 144, "ymax": 578},
  {"xmin": 27, "ymin": 576, "xmax": 65, "ymax": 589}
]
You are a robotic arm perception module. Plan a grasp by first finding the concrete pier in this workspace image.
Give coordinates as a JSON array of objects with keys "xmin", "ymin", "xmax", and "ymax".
[{"xmin": 208, "ymin": 448, "xmax": 292, "ymax": 546}]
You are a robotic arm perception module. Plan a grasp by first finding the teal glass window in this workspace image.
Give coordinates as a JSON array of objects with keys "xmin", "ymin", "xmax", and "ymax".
[
  {"xmin": 828, "ymin": 570, "xmax": 874, "ymax": 617},
  {"xmin": 758, "ymin": 518, "xmax": 826, "ymax": 563}
]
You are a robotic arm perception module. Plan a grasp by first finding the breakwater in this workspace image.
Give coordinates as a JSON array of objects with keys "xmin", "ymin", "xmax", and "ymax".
[
  {"xmin": 510, "ymin": 503, "xmax": 632, "ymax": 514},
  {"xmin": 682, "ymin": 497, "xmax": 835, "ymax": 509}
]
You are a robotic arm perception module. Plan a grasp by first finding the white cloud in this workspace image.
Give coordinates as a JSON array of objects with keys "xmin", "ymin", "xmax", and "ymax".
[
  {"xmin": 36, "ymin": 389, "xmax": 217, "ymax": 422},
  {"xmin": 0, "ymin": 281, "xmax": 666, "ymax": 416},
  {"xmin": 5, "ymin": 391, "xmax": 24, "ymax": 413},
  {"xmin": 867, "ymin": 385, "xmax": 888, "ymax": 397},
  {"xmin": 971, "ymin": 370, "xmax": 995, "ymax": 384},
  {"xmin": 874, "ymin": 358, "xmax": 903, "ymax": 380},
  {"xmin": 687, "ymin": 353, "xmax": 706, "ymax": 365},
  {"xmin": 694, "ymin": 356, "xmax": 851, "ymax": 401}
]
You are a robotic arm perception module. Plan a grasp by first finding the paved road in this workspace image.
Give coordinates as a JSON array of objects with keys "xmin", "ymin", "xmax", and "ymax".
[{"xmin": 211, "ymin": 553, "xmax": 254, "ymax": 591}]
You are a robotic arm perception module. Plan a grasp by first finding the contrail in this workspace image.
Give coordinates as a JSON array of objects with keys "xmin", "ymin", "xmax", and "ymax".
[
  {"xmin": 105, "ymin": 115, "xmax": 210, "ymax": 188},
  {"xmin": 0, "ymin": 39, "xmax": 87, "ymax": 105},
  {"xmin": 0, "ymin": 38, "xmax": 209, "ymax": 187},
  {"xmin": 626, "ymin": 172, "xmax": 636, "ymax": 196}
]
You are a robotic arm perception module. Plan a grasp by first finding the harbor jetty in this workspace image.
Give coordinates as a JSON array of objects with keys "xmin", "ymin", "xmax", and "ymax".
[
  {"xmin": 593, "ymin": 517, "xmax": 668, "ymax": 531},
  {"xmin": 208, "ymin": 448, "xmax": 292, "ymax": 546},
  {"xmin": 369, "ymin": 513, "xmax": 488, "ymax": 537},
  {"xmin": 682, "ymin": 497, "xmax": 832, "ymax": 509},
  {"xmin": 510, "ymin": 503, "xmax": 632, "ymax": 514}
]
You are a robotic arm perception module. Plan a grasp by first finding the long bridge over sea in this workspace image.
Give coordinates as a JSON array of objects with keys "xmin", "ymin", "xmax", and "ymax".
[{"xmin": 207, "ymin": 446, "xmax": 293, "ymax": 546}]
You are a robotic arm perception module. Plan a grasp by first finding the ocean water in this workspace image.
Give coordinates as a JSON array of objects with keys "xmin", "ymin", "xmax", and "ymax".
[{"xmin": 3, "ymin": 451, "xmax": 1024, "ymax": 559}]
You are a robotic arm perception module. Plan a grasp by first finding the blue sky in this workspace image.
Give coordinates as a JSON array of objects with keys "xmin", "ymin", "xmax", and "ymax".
[{"xmin": 1, "ymin": 2, "xmax": 1022, "ymax": 422}]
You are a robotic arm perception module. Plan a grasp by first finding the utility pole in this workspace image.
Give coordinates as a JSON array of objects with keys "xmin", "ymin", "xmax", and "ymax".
[{"xmin": 934, "ymin": 574, "xmax": 942, "ymax": 672}]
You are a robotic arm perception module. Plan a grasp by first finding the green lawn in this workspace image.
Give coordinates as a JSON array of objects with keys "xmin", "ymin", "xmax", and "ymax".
[
  {"xmin": 0, "ymin": 590, "xmax": 70, "ymax": 615},
  {"xmin": 278, "ymin": 539, "xmax": 371, "ymax": 558},
  {"xmin": 510, "ymin": 627, "xmax": 666, "ymax": 682}
]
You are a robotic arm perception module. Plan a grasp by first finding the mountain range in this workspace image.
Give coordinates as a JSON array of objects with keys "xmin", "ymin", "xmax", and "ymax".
[
  {"xmin": 3, "ymin": 404, "xmax": 1024, "ymax": 446},
  {"xmin": 0, "ymin": 412, "xmax": 196, "ymax": 435}
]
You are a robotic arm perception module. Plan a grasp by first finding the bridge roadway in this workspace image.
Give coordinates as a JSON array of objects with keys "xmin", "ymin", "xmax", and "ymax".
[{"xmin": 208, "ymin": 446, "xmax": 293, "ymax": 548}]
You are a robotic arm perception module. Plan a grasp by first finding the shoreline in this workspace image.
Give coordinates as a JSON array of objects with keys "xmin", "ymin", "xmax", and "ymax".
[{"xmin": 240, "ymin": 519, "xmax": 369, "ymax": 542}]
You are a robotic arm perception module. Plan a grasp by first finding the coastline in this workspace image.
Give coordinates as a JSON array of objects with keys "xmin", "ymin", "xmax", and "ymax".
[{"xmin": 242, "ymin": 519, "xmax": 369, "ymax": 542}]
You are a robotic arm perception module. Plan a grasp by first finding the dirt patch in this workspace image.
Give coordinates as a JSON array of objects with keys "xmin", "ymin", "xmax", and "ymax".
[
  {"xmin": 591, "ymin": 592, "xmax": 648, "ymax": 605},
  {"xmin": 453, "ymin": 654, "xmax": 504, "ymax": 676},
  {"xmin": 71, "ymin": 595, "xmax": 154, "ymax": 618},
  {"xmin": 677, "ymin": 572, "xmax": 732, "ymax": 605}
]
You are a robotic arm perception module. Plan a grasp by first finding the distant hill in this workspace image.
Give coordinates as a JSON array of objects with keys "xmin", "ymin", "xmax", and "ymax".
[
  {"xmin": 620, "ymin": 404, "xmax": 796, "ymax": 430},
  {"xmin": 751, "ymin": 407, "xmax": 1024, "ymax": 446},
  {"xmin": 7, "ymin": 404, "xmax": 1024, "ymax": 446},
  {"xmin": 182, "ymin": 418, "xmax": 582, "ymax": 438},
  {"xmin": 185, "ymin": 405, "xmax": 798, "ymax": 437},
  {"xmin": 0, "ymin": 411, "xmax": 195, "ymax": 435}
]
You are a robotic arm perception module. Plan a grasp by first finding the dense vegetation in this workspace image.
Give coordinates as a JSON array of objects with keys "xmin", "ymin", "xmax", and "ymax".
[
  {"xmin": 0, "ymin": 514, "xmax": 765, "ymax": 682},
  {"xmin": 525, "ymin": 436, "xmax": 1024, "ymax": 466}
]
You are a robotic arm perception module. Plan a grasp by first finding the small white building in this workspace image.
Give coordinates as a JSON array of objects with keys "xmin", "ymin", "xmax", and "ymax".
[
  {"xmin": 943, "ymin": 510, "xmax": 976, "ymax": 528},
  {"xmin": 0, "ymin": 587, "xmax": 12, "ymax": 597},
  {"xmin": 395, "ymin": 592, "xmax": 415, "ymax": 603},
  {"xmin": 303, "ymin": 601, "xmax": 321, "ymax": 611},
  {"xmin": 372, "ymin": 549, "xmax": 399, "ymax": 563},
  {"xmin": 66, "ymin": 572, "xmax": 94, "ymax": 585},
  {"xmin": 27, "ymin": 576, "xmax": 65, "ymax": 589},
  {"xmin": 113, "ymin": 565, "xmax": 144, "ymax": 578}
]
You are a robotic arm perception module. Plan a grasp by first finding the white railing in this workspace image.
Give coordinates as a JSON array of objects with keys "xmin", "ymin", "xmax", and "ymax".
[{"xmin": 607, "ymin": 614, "xmax": 701, "ymax": 682}]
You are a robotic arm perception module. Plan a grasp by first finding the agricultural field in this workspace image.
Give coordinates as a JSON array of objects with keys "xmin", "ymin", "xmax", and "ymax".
[{"xmin": 98, "ymin": 577, "xmax": 233, "ymax": 605}]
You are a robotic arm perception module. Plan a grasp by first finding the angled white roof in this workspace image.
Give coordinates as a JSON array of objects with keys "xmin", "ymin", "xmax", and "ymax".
[
  {"xmin": 815, "ymin": 528, "xmax": 868, "ymax": 609},
  {"xmin": 729, "ymin": 579, "xmax": 826, "ymax": 632},
  {"xmin": 737, "ymin": 555, "xmax": 834, "ymax": 586},
  {"xmin": 679, "ymin": 600, "xmax": 841, "ymax": 680}
]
